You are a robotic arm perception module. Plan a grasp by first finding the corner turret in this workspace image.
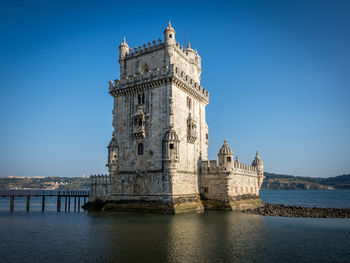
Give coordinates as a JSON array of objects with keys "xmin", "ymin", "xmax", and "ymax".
[
  {"xmin": 162, "ymin": 125, "xmax": 180, "ymax": 170},
  {"xmin": 252, "ymin": 151, "xmax": 264, "ymax": 187},
  {"xmin": 186, "ymin": 42, "xmax": 196, "ymax": 59},
  {"xmin": 218, "ymin": 140, "xmax": 234, "ymax": 171},
  {"xmin": 119, "ymin": 37, "xmax": 129, "ymax": 60},
  {"xmin": 164, "ymin": 21, "xmax": 176, "ymax": 45},
  {"xmin": 251, "ymin": 151, "xmax": 263, "ymax": 172},
  {"xmin": 107, "ymin": 138, "xmax": 119, "ymax": 176}
]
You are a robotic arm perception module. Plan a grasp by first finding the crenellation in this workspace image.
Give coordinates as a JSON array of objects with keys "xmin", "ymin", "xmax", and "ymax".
[
  {"xmin": 109, "ymin": 65, "xmax": 209, "ymax": 102},
  {"xmin": 124, "ymin": 39, "xmax": 165, "ymax": 60}
]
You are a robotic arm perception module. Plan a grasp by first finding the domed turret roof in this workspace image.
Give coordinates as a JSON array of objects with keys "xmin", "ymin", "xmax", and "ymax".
[
  {"xmin": 164, "ymin": 127, "xmax": 179, "ymax": 142},
  {"xmin": 186, "ymin": 42, "xmax": 195, "ymax": 53},
  {"xmin": 119, "ymin": 36, "xmax": 129, "ymax": 48},
  {"xmin": 252, "ymin": 151, "xmax": 263, "ymax": 166},
  {"xmin": 235, "ymin": 155, "xmax": 240, "ymax": 163},
  {"xmin": 164, "ymin": 21, "xmax": 175, "ymax": 33},
  {"xmin": 218, "ymin": 140, "xmax": 233, "ymax": 155}
]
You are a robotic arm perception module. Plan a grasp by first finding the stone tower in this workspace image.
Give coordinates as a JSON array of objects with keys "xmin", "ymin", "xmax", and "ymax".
[
  {"xmin": 104, "ymin": 22, "xmax": 209, "ymax": 213},
  {"xmin": 89, "ymin": 22, "xmax": 265, "ymax": 213}
]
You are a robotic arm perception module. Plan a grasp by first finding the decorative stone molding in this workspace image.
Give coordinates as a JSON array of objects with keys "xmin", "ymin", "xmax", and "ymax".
[{"xmin": 109, "ymin": 65, "xmax": 209, "ymax": 104}]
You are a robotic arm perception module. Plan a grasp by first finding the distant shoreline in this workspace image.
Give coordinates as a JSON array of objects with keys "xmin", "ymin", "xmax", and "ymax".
[
  {"xmin": 0, "ymin": 173, "xmax": 349, "ymax": 191},
  {"xmin": 262, "ymin": 173, "xmax": 350, "ymax": 190}
]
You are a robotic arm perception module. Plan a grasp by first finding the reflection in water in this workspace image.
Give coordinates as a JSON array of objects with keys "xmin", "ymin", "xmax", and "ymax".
[
  {"xmin": 166, "ymin": 212, "xmax": 265, "ymax": 263},
  {"xmin": 0, "ymin": 211, "xmax": 350, "ymax": 263},
  {"xmin": 85, "ymin": 211, "xmax": 266, "ymax": 263}
]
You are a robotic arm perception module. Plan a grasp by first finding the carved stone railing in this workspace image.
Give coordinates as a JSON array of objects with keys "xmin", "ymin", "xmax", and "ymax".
[{"xmin": 108, "ymin": 65, "xmax": 209, "ymax": 103}]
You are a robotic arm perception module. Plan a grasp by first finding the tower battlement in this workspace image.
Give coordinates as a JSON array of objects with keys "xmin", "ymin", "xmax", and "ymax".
[
  {"xmin": 201, "ymin": 160, "xmax": 258, "ymax": 174},
  {"xmin": 120, "ymin": 39, "xmax": 201, "ymax": 68},
  {"xmin": 124, "ymin": 39, "xmax": 164, "ymax": 59},
  {"xmin": 108, "ymin": 64, "xmax": 209, "ymax": 103},
  {"xmin": 118, "ymin": 21, "xmax": 202, "ymax": 84}
]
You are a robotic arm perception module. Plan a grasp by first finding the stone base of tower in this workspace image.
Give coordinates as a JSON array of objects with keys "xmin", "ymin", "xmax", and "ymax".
[
  {"xmin": 85, "ymin": 194, "xmax": 204, "ymax": 214},
  {"xmin": 172, "ymin": 195, "xmax": 204, "ymax": 213},
  {"xmin": 202, "ymin": 195, "xmax": 264, "ymax": 211}
]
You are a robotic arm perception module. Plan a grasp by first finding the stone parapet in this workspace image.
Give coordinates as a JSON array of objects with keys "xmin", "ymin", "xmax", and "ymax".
[
  {"xmin": 123, "ymin": 39, "xmax": 164, "ymax": 59},
  {"xmin": 201, "ymin": 160, "xmax": 258, "ymax": 175},
  {"xmin": 120, "ymin": 38, "xmax": 201, "ymax": 70},
  {"xmin": 108, "ymin": 65, "xmax": 209, "ymax": 103}
]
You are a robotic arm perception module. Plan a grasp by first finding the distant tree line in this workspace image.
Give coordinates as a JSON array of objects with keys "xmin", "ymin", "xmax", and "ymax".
[
  {"xmin": 262, "ymin": 173, "xmax": 350, "ymax": 190},
  {"xmin": 1, "ymin": 173, "xmax": 349, "ymax": 190}
]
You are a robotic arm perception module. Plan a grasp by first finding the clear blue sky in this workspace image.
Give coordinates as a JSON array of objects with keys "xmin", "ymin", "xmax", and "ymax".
[{"xmin": 1, "ymin": 0, "xmax": 349, "ymax": 178}]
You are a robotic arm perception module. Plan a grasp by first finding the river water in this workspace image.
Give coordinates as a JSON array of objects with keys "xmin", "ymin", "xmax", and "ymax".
[{"xmin": 0, "ymin": 190, "xmax": 350, "ymax": 263}]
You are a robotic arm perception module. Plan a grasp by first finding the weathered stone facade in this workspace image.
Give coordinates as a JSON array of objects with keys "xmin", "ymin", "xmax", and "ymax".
[{"xmin": 89, "ymin": 22, "xmax": 264, "ymax": 213}]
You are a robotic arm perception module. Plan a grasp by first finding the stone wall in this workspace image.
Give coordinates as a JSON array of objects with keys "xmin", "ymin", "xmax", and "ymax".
[
  {"xmin": 172, "ymin": 87, "xmax": 208, "ymax": 173},
  {"xmin": 200, "ymin": 160, "xmax": 263, "ymax": 210},
  {"xmin": 89, "ymin": 174, "xmax": 111, "ymax": 201},
  {"xmin": 112, "ymin": 84, "xmax": 171, "ymax": 172}
]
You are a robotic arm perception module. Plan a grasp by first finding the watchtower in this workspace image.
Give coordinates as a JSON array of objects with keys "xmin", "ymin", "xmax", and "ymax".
[{"xmin": 106, "ymin": 22, "xmax": 210, "ymax": 213}]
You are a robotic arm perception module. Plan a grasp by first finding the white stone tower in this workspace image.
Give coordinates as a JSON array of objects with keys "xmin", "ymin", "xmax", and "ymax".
[{"xmin": 99, "ymin": 22, "xmax": 209, "ymax": 213}]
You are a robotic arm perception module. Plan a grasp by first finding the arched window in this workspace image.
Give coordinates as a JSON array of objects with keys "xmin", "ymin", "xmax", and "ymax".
[
  {"xmin": 142, "ymin": 93, "xmax": 145, "ymax": 104},
  {"xmin": 227, "ymin": 156, "xmax": 232, "ymax": 162},
  {"xmin": 138, "ymin": 143, "xmax": 144, "ymax": 155},
  {"xmin": 138, "ymin": 118, "xmax": 142, "ymax": 126}
]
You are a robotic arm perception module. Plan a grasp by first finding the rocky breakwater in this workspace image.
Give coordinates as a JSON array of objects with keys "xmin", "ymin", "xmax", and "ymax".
[{"xmin": 244, "ymin": 203, "xmax": 350, "ymax": 218}]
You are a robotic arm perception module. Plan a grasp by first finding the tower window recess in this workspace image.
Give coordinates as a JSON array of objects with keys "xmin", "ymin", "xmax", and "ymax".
[
  {"xmin": 187, "ymin": 97, "xmax": 192, "ymax": 109},
  {"xmin": 169, "ymin": 34, "xmax": 172, "ymax": 38},
  {"xmin": 187, "ymin": 113, "xmax": 197, "ymax": 144},
  {"xmin": 138, "ymin": 143, "xmax": 144, "ymax": 155},
  {"xmin": 206, "ymin": 133, "xmax": 209, "ymax": 140},
  {"xmin": 138, "ymin": 93, "xmax": 145, "ymax": 105},
  {"xmin": 132, "ymin": 106, "xmax": 146, "ymax": 139},
  {"xmin": 169, "ymin": 143, "xmax": 174, "ymax": 149},
  {"xmin": 227, "ymin": 156, "xmax": 232, "ymax": 162}
]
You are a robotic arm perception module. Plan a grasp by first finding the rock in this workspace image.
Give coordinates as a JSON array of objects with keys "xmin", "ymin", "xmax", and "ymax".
[{"xmin": 244, "ymin": 203, "xmax": 350, "ymax": 218}]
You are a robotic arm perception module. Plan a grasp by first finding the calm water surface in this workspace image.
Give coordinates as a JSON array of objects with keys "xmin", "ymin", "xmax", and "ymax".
[
  {"xmin": 260, "ymin": 189, "xmax": 350, "ymax": 208},
  {"xmin": 0, "ymin": 190, "xmax": 349, "ymax": 263}
]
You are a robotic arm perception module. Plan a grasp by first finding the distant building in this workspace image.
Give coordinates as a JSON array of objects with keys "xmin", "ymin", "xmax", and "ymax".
[{"xmin": 89, "ymin": 22, "xmax": 264, "ymax": 213}]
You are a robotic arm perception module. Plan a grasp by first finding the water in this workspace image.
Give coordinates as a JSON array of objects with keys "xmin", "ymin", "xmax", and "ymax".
[
  {"xmin": 0, "ymin": 190, "xmax": 350, "ymax": 263},
  {"xmin": 260, "ymin": 189, "xmax": 350, "ymax": 208}
]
